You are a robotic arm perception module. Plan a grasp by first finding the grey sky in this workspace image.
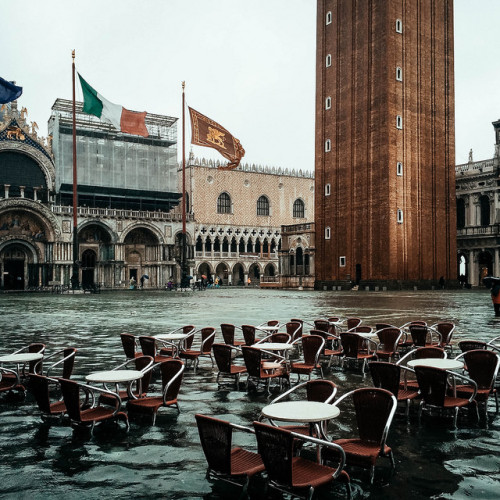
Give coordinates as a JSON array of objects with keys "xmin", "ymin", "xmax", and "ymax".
[{"xmin": 1, "ymin": 0, "xmax": 498, "ymax": 170}]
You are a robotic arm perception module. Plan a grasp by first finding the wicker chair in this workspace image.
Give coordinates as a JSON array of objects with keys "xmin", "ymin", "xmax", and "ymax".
[
  {"xmin": 33, "ymin": 347, "xmax": 77, "ymax": 379},
  {"xmin": 30, "ymin": 374, "xmax": 67, "ymax": 420},
  {"xmin": 310, "ymin": 329, "xmax": 343, "ymax": 367},
  {"xmin": 241, "ymin": 346, "xmax": 288, "ymax": 393},
  {"xmin": 313, "ymin": 319, "xmax": 330, "ymax": 333},
  {"xmin": 213, "ymin": 344, "xmax": 247, "ymax": 387},
  {"xmin": 375, "ymin": 328, "xmax": 403, "ymax": 362},
  {"xmin": 241, "ymin": 325, "xmax": 260, "ymax": 346},
  {"xmin": 127, "ymin": 359, "xmax": 184, "ymax": 424},
  {"xmin": 59, "ymin": 378, "xmax": 129, "ymax": 431},
  {"xmin": 409, "ymin": 325, "xmax": 440, "ymax": 348},
  {"xmin": 458, "ymin": 340, "xmax": 487, "ymax": 353},
  {"xmin": 414, "ymin": 365, "xmax": 477, "ymax": 428},
  {"xmin": 139, "ymin": 336, "xmax": 173, "ymax": 364},
  {"xmin": 368, "ymin": 361, "xmax": 418, "ymax": 416},
  {"xmin": 430, "ymin": 322, "xmax": 455, "ymax": 353},
  {"xmin": 196, "ymin": 414, "xmax": 264, "ymax": 492},
  {"xmin": 220, "ymin": 323, "xmax": 245, "ymax": 347},
  {"xmin": 286, "ymin": 321, "xmax": 303, "ymax": 342},
  {"xmin": 290, "ymin": 335, "xmax": 325, "ymax": 381},
  {"xmin": 328, "ymin": 388, "xmax": 397, "ymax": 484},
  {"xmin": 120, "ymin": 333, "xmax": 141, "ymax": 360},
  {"xmin": 340, "ymin": 333, "xmax": 377, "ymax": 374},
  {"xmin": 454, "ymin": 349, "xmax": 499, "ymax": 419},
  {"xmin": 254, "ymin": 421, "xmax": 351, "ymax": 499},
  {"xmin": 179, "ymin": 327, "xmax": 216, "ymax": 373}
]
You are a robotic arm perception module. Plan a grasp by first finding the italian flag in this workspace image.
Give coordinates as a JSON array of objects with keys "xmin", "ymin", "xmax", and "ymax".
[{"xmin": 78, "ymin": 74, "xmax": 148, "ymax": 137}]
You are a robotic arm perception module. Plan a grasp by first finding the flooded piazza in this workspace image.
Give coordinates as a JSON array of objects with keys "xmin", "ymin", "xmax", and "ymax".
[{"xmin": 1, "ymin": 287, "xmax": 499, "ymax": 499}]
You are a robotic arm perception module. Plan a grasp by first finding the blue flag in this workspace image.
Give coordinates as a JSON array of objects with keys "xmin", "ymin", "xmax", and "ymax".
[{"xmin": 0, "ymin": 77, "xmax": 23, "ymax": 104}]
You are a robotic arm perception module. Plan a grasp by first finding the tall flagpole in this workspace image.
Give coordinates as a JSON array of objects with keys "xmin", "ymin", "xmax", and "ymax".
[
  {"xmin": 71, "ymin": 50, "xmax": 80, "ymax": 289},
  {"xmin": 180, "ymin": 81, "xmax": 189, "ymax": 288}
]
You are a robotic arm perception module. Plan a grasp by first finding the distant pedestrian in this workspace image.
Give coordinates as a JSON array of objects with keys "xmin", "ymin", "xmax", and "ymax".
[
  {"xmin": 439, "ymin": 276, "xmax": 445, "ymax": 289},
  {"xmin": 140, "ymin": 276, "xmax": 145, "ymax": 288}
]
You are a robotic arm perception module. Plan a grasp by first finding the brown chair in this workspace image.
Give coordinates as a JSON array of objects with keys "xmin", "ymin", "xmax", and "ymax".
[
  {"xmin": 195, "ymin": 414, "xmax": 265, "ymax": 492},
  {"xmin": 309, "ymin": 329, "xmax": 343, "ymax": 367},
  {"xmin": 242, "ymin": 325, "xmax": 260, "ymax": 346},
  {"xmin": 257, "ymin": 332, "xmax": 291, "ymax": 344},
  {"xmin": 346, "ymin": 318, "xmax": 362, "ymax": 331},
  {"xmin": 29, "ymin": 374, "xmax": 67, "ymax": 420},
  {"xmin": 430, "ymin": 322, "xmax": 455, "ymax": 352},
  {"xmin": 253, "ymin": 421, "xmax": 351, "ymax": 499},
  {"xmin": 34, "ymin": 347, "xmax": 77, "ymax": 379},
  {"xmin": 409, "ymin": 324, "xmax": 439, "ymax": 348},
  {"xmin": 59, "ymin": 378, "xmax": 129, "ymax": 431},
  {"xmin": 328, "ymin": 388, "xmax": 397, "ymax": 484},
  {"xmin": 290, "ymin": 335, "xmax": 325, "ymax": 381},
  {"xmin": 313, "ymin": 319, "xmax": 330, "ymax": 333},
  {"xmin": 268, "ymin": 379, "xmax": 338, "ymax": 437},
  {"xmin": 286, "ymin": 321, "xmax": 303, "ymax": 342},
  {"xmin": 368, "ymin": 361, "xmax": 419, "ymax": 416},
  {"xmin": 241, "ymin": 346, "xmax": 288, "ymax": 393},
  {"xmin": 414, "ymin": 365, "xmax": 477, "ymax": 428},
  {"xmin": 99, "ymin": 355, "xmax": 154, "ymax": 406},
  {"xmin": 375, "ymin": 328, "xmax": 402, "ymax": 362},
  {"xmin": 179, "ymin": 327, "xmax": 216, "ymax": 373},
  {"xmin": 340, "ymin": 333, "xmax": 377, "ymax": 374},
  {"xmin": 120, "ymin": 333, "xmax": 141, "ymax": 359},
  {"xmin": 398, "ymin": 321, "xmax": 427, "ymax": 350},
  {"xmin": 213, "ymin": 344, "xmax": 247, "ymax": 387},
  {"xmin": 454, "ymin": 350, "xmax": 499, "ymax": 419},
  {"xmin": 139, "ymin": 336, "xmax": 173, "ymax": 364},
  {"xmin": 220, "ymin": 323, "xmax": 245, "ymax": 347},
  {"xmin": 458, "ymin": 340, "xmax": 487, "ymax": 353},
  {"xmin": 127, "ymin": 359, "xmax": 184, "ymax": 424}
]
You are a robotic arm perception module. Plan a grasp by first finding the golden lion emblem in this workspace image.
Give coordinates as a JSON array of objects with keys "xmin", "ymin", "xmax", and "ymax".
[{"xmin": 207, "ymin": 126, "xmax": 226, "ymax": 149}]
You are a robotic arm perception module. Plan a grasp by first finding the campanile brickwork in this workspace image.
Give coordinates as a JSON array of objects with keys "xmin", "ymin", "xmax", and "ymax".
[{"xmin": 315, "ymin": 0, "xmax": 456, "ymax": 288}]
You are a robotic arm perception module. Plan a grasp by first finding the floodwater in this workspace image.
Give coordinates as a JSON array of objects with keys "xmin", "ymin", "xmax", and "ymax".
[{"xmin": 0, "ymin": 288, "xmax": 499, "ymax": 499}]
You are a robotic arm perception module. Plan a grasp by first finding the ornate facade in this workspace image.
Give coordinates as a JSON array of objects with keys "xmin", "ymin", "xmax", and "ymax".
[
  {"xmin": 0, "ymin": 100, "xmax": 193, "ymax": 291},
  {"xmin": 187, "ymin": 158, "xmax": 315, "ymax": 286},
  {"xmin": 456, "ymin": 119, "xmax": 500, "ymax": 286}
]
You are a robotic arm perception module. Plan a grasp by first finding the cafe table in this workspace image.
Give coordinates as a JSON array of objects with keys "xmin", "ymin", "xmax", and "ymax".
[
  {"xmin": 86, "ymin": 369, "xmax": 143, "ymax": 402},
  {"xmin": 155, "ymin": 333, "xmax": 189, "ymax": 357},
  {"xmin": 407, "ymin": 358, "xmax": 464, "ymax": 370},
  {"xmin": 260, "ymin": 400, "xmax": 340, "ymax": 439},
  {"xmin": 0, "ymin": 352, "xmax": 44, "ymax": 377}
]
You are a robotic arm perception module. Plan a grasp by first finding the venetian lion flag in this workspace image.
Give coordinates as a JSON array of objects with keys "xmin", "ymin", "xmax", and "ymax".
[
  {"xmin": 78, "ymin": 74, "xmax": 148, "ymax": 137},
  {"xmin": 189, "ymin": 107, "xmax": 245, "ymax": 170}
]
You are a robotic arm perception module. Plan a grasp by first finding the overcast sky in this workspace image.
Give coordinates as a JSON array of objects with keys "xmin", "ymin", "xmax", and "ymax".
[{"xmin": 2, "ymin": 0, "xmax": 499, "ymax": 170}]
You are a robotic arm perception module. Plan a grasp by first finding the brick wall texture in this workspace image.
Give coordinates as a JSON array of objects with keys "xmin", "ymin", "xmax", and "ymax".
[{"xmin": 315, "ymin": 0, "xmax": 457, "ymax": 284}]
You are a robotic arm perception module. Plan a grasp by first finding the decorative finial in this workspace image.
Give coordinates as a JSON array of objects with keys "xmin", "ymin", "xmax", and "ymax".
[
  {"xmin": 72, "ymin": 50, "xmax": 75, "ymax": 61},
  {"xmin": 182, "ymin": 81, "xmax": 185, "ymax": 90}
]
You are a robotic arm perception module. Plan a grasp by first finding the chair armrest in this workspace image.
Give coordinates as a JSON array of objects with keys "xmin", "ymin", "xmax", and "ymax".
[
  {"xmin": 79, "ymin": 382, "xmax": 121, "ymax": 414},
  {"xmin": 0, "ymin": 367, "xmax": 21, "ymax": 386},
  {"xmin": 447, "ymin": 371, "xmax": 477, "ymax": 402}
]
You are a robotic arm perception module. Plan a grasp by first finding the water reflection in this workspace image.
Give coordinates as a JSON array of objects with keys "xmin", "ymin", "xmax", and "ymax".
[{"xmin": 0, "ymin": 289, "xmax": 499, "ymax": 499}]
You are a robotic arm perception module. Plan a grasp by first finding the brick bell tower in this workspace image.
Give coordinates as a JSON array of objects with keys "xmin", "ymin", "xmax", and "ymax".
[{"xmin": 314, "ymin": 0, "xmax": 456, "ymax": 289}]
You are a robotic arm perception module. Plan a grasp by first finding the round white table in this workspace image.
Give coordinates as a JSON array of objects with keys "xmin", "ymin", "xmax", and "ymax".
[
  {"xmin": 407, "ymin": 358, "xmax": 464, "ymax": 370},
  {"xmin": 155, "ymin": 333, "xmax": 188, "ymax": 341},
  {"xmin": 0, "ymin": 353, "xmax": 43, "ymax": 364},
  {"xmin": 261, "ymin": 401, "xmax": 340, "ymax": 422},
  {"xmin": 252, "ymin": 342, "xmax": 294, "ymax": 351},
  {"xmin": 86, "ymin": 369, "xmax": 144, "ymax": 403},
  {"xmin": 86, "ymin": 370, "xmax": 143, "ymax": 384},
  {"xmin": 261, "ymin": 401, "xmax": 340, "ymax": 439}
]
